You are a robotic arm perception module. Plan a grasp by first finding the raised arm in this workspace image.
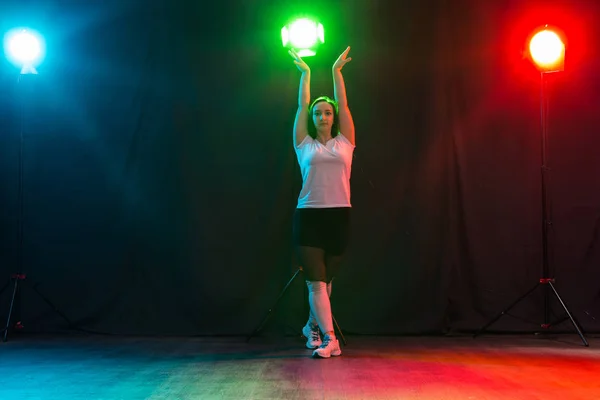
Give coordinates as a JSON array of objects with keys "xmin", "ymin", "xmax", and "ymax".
[
  {"xmin": 288, "ymin": 49, "xmax": 311, "ymax": 147},
  {"xmin": 332, "ymin": 46, "xmax": 355, "ymax": 145}
]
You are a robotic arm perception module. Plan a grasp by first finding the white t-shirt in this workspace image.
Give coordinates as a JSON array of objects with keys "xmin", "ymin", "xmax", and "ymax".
[{"xmin": 295, "ymin": 133, "xmax": 355, "ymax": 208}]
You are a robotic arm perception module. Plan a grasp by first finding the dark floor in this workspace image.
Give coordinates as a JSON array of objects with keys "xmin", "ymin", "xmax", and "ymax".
[{"xmin": 1, "ymin": 333, "xmax": 599, "ymax": 399}]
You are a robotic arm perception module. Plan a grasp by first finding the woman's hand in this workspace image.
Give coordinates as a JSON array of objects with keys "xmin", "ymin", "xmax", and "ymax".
[
  {"xmin": 333, "ymin": 46, "xmax": 352, "ymax": 71},
  {"xmin": 288, "ymin": 48, "xmax": 310, "ymax": 73}
]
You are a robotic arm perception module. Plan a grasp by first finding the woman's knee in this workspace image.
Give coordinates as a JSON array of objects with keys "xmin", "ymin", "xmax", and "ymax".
[{"xmin": 303, "ymin": 268, "xmax": 327, "ymax": 282}]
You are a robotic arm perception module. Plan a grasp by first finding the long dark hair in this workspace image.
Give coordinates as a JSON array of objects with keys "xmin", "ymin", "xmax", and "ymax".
[{"xmin": 307, "ymin": 96, "xmax": 339, "ymax": 139}]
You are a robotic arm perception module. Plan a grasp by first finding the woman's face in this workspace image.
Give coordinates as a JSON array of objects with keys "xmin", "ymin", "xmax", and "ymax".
[{"xmin": 312, "ymin": 101, "xmax": 334, "ymax": 133}]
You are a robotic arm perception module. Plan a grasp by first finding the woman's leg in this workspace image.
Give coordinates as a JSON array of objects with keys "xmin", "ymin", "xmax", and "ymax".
[
  {"xmin": 297, "ymin": 246, "xmax": 334, "ymax": 336},
  {"xmin": 308, "ymin": 280, "xmax": 332, "ymax": 326},
  {"xmin": 308, "ymin": 254, "xmax": 339, "ymax": 324}
]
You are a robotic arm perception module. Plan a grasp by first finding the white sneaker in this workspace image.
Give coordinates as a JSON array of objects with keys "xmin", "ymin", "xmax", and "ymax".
[
  {"xmin": 302, "ymin": 323, "xmax": 322, "ymax": 349},
  {"xmin": 312, "ymin": 335, "xmax": 341, "ymax": 358}
]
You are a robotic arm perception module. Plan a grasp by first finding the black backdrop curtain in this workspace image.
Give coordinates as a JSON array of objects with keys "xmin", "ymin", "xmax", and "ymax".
[{"xmin": 1, "ymin": 0, "xmax": 599, "ymax": 336}]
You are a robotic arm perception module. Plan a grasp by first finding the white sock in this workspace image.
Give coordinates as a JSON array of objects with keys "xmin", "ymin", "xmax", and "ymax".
[
  {"xmin": 308, "ymin": 280, "xmax": 332, "ymax": 327},
  {"xmin": 306, "ymin": 280, "xmax": 334, "ymax": 335}
]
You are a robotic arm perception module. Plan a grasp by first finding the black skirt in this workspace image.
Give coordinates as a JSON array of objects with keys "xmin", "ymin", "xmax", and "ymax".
[{"xmin": 292, "ymin": 207, "xmax": 351, "ymax": 255}]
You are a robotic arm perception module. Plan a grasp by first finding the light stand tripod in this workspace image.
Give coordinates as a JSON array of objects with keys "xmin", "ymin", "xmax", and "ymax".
[
  {"xmin": 1, "ymin": 73, "xmax": 72, "ymax": 342},
  {"xmin": 474, "ymin": 71, "xmax": 588, "ymax": 346}
]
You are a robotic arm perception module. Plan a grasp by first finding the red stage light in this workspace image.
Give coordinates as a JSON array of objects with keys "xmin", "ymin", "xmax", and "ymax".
[{"xmin": 529, "ymin": 28, "xmax": 565, "ymax": 72}]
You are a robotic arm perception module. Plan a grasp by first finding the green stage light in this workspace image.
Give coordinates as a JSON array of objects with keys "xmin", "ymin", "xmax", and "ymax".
[{"xmin": 281, "ymin": 18, "xmax": 324, "ymax": 57}]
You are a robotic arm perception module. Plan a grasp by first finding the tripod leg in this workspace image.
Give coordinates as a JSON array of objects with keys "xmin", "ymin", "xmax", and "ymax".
[
  {"xmin": 548, "ymin": 281, "xmax": 589, "ymax": 347},
  {"xmin": 246, "ymin": 269, "xmax": 301, "ymax": 342},
  {"xmin": 2, "ymin": 278, "xmax": 20, "ymax": 342},
  {"xmin": 32, "ymin": 283, "xmax": 73, "ymax": 328},
  {"xmin": 332, "ymin": 315, "xmax": 346, "ymax": 346},
  {"xmin": 473, "ymin": 282, "xmax": 540, "ymax": 338}
]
